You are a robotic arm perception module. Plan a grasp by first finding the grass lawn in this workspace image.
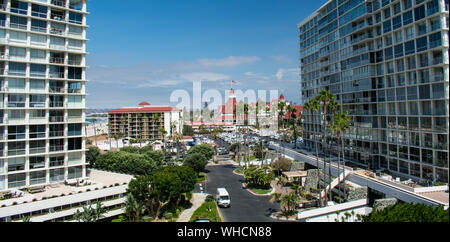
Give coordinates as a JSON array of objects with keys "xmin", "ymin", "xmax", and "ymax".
[
  {"xmin": 189, "ymin": 201, "xmax": 222, "ymax": 222},
  {"xmin": 197, "ymin": 172, "xmax": 207, "ymax": 182},
  {"xmin": 249, "ymin": 187, "xmax": 272, "ymax": 195}
]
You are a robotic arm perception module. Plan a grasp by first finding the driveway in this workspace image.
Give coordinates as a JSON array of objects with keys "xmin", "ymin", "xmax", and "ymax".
[{"xmin": 196, "ymin": 164, "xmax": 281, "ymax": 222}]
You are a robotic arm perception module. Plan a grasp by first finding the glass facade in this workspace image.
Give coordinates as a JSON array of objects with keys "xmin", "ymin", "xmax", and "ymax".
[{"xmin": 299, "ymin": 0, "xmax": 449, "ymax": 183}]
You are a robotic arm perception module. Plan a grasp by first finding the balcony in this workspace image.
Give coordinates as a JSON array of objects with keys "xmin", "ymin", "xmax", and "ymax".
[
  {"xmin": 29, "ymin": 147, "xmax": 46, "ymax": 155},
  {"xmin": 52, "ymin": 0, "xmax": 67, "ymax": 8},
  {"xmin": 50, "ymin": 101, "xmax": 64, "ymax": 108},
  {"xmin": 49, "ymin": 72, "xmax": 65, "ymax": 79},
  {"xmin": 49, "ymin": 145, "xmax": 65, "ymax": 153},
  {"xmin": 9, "ymin": 23, "xmax": 27, "ymax": 30},
  {"xmin": 8, "ymin": 149, "xmax": 26, "ymax": 156},
  {"xmin": 29, "ymin": 102, "xmax": 46, "ymax": 108},
  {"xmin": 49, "ymin": 116, "xmax": 65, "ymax": 123},
  {"xmin": 50, "ymin": 130, "xmax": 65, "ymax": 137},
  {"xmin": 31, "ymin": 26, "xmax": 47, "ymax": 34},
  {"xmin": 68, "ymin": 88, "xmax": 81, "ymax": 94},
  {"xmin": 7, "ymin": 102, "xmax": 26, "ymax": 108}
]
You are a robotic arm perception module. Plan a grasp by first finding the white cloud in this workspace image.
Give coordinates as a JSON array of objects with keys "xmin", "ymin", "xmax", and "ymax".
[
  {"xmin": 179, "ymin": 72, "xmax": 230, "ymax": 82},
  {"xmin": 276, "ymin": 68, "xmax": 298, "ymax": 81},
  {"xmin": 198, "ymin": 56, "xmax": 261, "ymax": 67},
  {"xmin": 270, "ymin": 55, "xmax": 292, "ymax": 63}
]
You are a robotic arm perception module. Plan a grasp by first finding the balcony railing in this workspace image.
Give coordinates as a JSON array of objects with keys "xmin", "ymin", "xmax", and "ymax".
[
  {"xmin": 50, "ymin": 131, "xmax": 65, "ymax": 137},
  {"xmin": 68, "ymin": 88, "xmax": 81, "ymax": 93},
  {"xmin": 49, "ymin": 145, "xmax": 65, "ymax": 152},
  {"xmin": 7, "ymin": 102, "xmax": 26, "ymax": 108},
  {"xmin": 10, "ymin": 8, "xmax": 28, "ymax": 15},
  {"xmin": 31, "ymin": 11, "xmax": 48, "ymax": 19},
  {"xmin": 49, "ymin": 116, "xmax": 65, "ymax": 122},
  {"xmin": 49, "ymin": 72, "xmax": 65, "ymax": 79},
  {"xmin": 29, "ymin": 147, "xmax": 46, "ymax": 154},
  {"xmin": 29, "ymin": 102, "xmax": 46, "ymax": 108},
  {"xmin": 31, "ymin": 26, "xmax": 47, "ymax": 33},
  {"xmin": 30, "ymin": 72, "xmax": 47, "ymax": 78},
  {"xmin": 9, "ymin": 23, "xmax": 28, "ymax": 30},
  {"xmin": 52, "ymin": 0, "xmax": 67, "ymax": 7},
  {"xmin": 68, "ymin": 59, "xmax": 81, "ymax": 65},
  {"xmin": 8, "ymin": 149, "xmax": 26, "ymax": 156},
  {"xmin": 50, "ymin": 57, "xmax": 65, "ymax": 64},
  {"xmin": 49, "ymin": 87, "xmax": 65, "ymax": 93},
  {"xmin": 50, "ymin": 28, "xmax": 65, "ymax": 36},
  {"xmin": 50, "ymin": 101, "xmax": 64, "ymax": 108}
]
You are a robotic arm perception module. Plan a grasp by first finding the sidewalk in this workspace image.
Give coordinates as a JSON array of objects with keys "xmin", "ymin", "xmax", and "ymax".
[{"xmin": 176, "ymin": 193, "xmax": 208, "ymax": 222}]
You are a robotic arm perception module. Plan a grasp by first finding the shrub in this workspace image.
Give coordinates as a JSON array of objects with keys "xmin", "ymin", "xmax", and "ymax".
[
  {"xmin": 164, "ymin": 212, "xmax": 173, "ymax": 220},
  {"xmin": 142, "ymin": 216, "xmax": 153, "ymax": 222},
  {"xmin": 205, "ymin": 195, "xmax": 215, "ymax": 202}
]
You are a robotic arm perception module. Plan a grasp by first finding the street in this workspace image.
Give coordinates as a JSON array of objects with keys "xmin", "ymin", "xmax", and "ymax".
[{"xmin": 196, "ymin": 164, "xmax": 281, "ymax": 222}]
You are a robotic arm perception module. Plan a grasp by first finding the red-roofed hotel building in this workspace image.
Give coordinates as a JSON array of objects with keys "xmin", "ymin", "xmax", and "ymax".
[{"xmin": 108, "ymin": 102, "xmax": 182, "ymax": 140}]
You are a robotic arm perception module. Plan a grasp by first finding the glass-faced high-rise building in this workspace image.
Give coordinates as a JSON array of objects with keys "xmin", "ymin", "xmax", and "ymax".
[
  {"xmin": 299, "ymin": 0, "xmax": 449, "ymax": 183},
  {"xmin": 0, "ymin": 0, "xmax": 88, "ymax": 191}
]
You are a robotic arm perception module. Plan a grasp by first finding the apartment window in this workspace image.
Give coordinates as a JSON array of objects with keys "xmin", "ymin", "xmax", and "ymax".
[
  {"xmin": 409, "ymin": 117, "xmax": 419, "ymax": 130},
  {"xmin": 8, "ymin": 126, "xmax": 25, "ymax": 140},
  {"xmin": 384, "ymin": 47, "xmax": 393, "ymax": 60},
  {"xmin": 405, "ymin": 26, "xmax": 415, "ymax": 40},
  {"xmin": 68, "ymin": 67, "xmax": 82, "ymax": 79},
  {"xmin": 50, "ymin": 168, "xmax": 65, "ymax": 182},
  {"xmin": 68, "ymin": 25, "xmax": 83, "ymax": 37},
  {"xmin": 68, "ymin": 152, "xmax": 82, "ymax": 165},
  {"xmin": 68, "ymin": 137, "xmax": 82, "ymax": 150},
  {"xmin": 9, "ymin": 15, "xmax": 27, "ymax": 30},
  {"xmin": 9, "ymin": 47, "xmax": 26, "ymax": 60},
  {"xmin": 30, "ymin": 49, "xmax": 46, "ymax": 62},
  {"xmin": 8, "ymin": 94, "xmax": 26, "ymax": 108},
  {"xmin": 49, "ymin": 124, "xmax": 64, "ymax": 137},
  {"xmin": 414, "ymin": 5, "xmax": 426, "ymax": 21},
  {"xmin": 394, "ymin": 44, "xmax": 404, "ymax": 58},
  {"xmin": 429, "ymin": 32, "xmax": 442, "ymax": 49},
  {"xmin": 68, "ymin": 39, "xmax": 83, "ymax": 50},
  {"xmin": 9, "ymin": 31, "xmax": 27, "ymax": 44},
  {"xmin": 409, "ymin": 102, "xmax": 419, "ymax": 115},
  {"xmin": 31, "ymin": 19, "xmax": 47, "ymax": 33},
  {"xmin": 393, "ymin": 3, "xmax": 402, "ymax": 15},
  {"xmin": 383, "ymin": 20, "xmax": 392, "ymax": 33},
  {"xmin": 419, "ymin": 84, "xmax": 431, "ymax": 99},
  {"xmin": 30, "ymin": 140, "xmax": 46, "ymax": 154},
  {"xmin": 30, "ymin": 171, "xmax": 46, "ymax": 185},
  {"xmin": 393, "ymin": 16, "xmax": 402, "ymax": 30},
  {"xmin": 30, "ymin": 79, "xmax": 46, "ymax": 91},
  {"xmin": 8, "ymin": 110, "xmax": 25, "ymax": 120},
  {"xmin": 8, "ymin": 78, "xmax": 25, "ymax": 91},
  {"xmin": 403, "ymin": 10, "xmax": 413, "ymax": 25},
  {"xmin": 29, "ymin": 125, "xmax": 46, "ymax": 139},
  {"xmin": 68, "ymin": 166, "xmax": 83, "ymax": 179},
  {"xmin": 421, "ymin": 101, "xmax": 432, "ymax": 115},
  {"xmin": 434, "ymin": 100, "xmax": 447, "ymax": 116},
  {"xmin": 68, "ymin": 12, "xmax": 83, "ymax": 25},
  {"xmin": 30, "ymin": 34, "xmax": 47, "ymax": 46},
  {"xmin": 430, "ymin": 17, "xmax": 441, "ymax": 31},
  {"xmin": 31, "ymin": 4, "xmax": 48, "ymax": 18},
  {"xmin": 30, "ymin": 64, "xmax": 47, "ymax": 77},
  {"xmin": 68, "ymin": 95, "xmax": 82, "ymax": 108},
  {"xmin": 30, "ymin": 156, "xmax": 45, "ymax": 169},
  {"xmin": 68, "ymin": 123, "xmax": 82, "ymax": 136},
  {"xmin": 10, "ymin": 0, "xmax": 28, "ymax": 15},
  {"xmin": 8, "ymin": 141, "xmax": 25, "ymax": 156},
  {"xmin": 50, "ymin": 156, "xmax": 65, "ymax": 167},
  {"xmin": 432, "ymin": 83, "xmax": 445, "ymax": 99},
  {"xmin": 394, "ymin": 31, "xmax": 403, "ymax": 43},
  {"xmin": 408, "ymin": 86, "xmax": 418, "ymax": 100},
  {"xmin": 403, "ymin": 0, "xmax": 412, "ymax": 9},
  {"xmin": 30, "ymin": 109, "xmax": 46, "ymax": 119},
  {"xmin": 8, "ymin": 62, "xmax": 26, "ymax": 76},
  {"xmin": 8, "ymin": 173, "xmax": 26, "ymax": 188}
]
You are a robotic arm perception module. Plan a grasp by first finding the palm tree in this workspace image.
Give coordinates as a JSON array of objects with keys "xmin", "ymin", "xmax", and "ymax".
[
  {"xmin": 277, "ymin": 101, "xmax": 286, "ymax": 131},
  {"xmin": 287, "ymin": 105, "xmax": 299, "ymax": 149},
  {"xmin": 327, "ymin": 99, "xmax": 339, "ymax": 201},
  {"xmin": 308, "ymin": 97, "xmax": 322, "ymax": 207},
  {"xmin": 74, "ymin": 201, "xmax": 107, "ymax": 222},
  {"xmin": 317, "ymin": 90, "xmax": 335, "ymax": 204},
  {"xmin": 113, "ymin": 134, "xmax": 120, "ymax": 150},
  {"xmin": 107, "ymin": 123, "xmax": 113, "ymax": 150},
  {"xmin": 120, "ymin": 116, "xmax": 127, "ymax": 141},
  {"xmin": 330, "ymin": 110, "xmax": 350, "ymax": 202},
  {"xmin": 92, "ymin": 118, "xmax": 98, "ymax": 146},
  {"xmin": 152, "ymin": 113, "xmax": 161, "ymax": 139},
  {"xmin": 142, "ymin": 116, "xmax": 149, "ymax": 143},
  {"xmin": 281, "ymin": 193, "xmax": 298, "ymax": 215}
]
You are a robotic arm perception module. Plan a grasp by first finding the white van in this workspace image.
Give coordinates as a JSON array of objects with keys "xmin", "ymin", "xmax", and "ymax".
[{"xmin": 216, "ymin": 188, "xmax": 231, "ymax": 208}]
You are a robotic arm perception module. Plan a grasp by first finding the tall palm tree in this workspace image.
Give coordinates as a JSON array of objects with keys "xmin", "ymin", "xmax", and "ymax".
[
  {"xmin": 330, "ymin": 110, "xmax": 350, "ymax": 202},
  {"xmin": 327, "ymin": 99, "xmax": 339, "ymax": 202},
  {"xmin": 152, "ymin": 113, "xmax": 161, "ymax": 140},
  {"xmin": 142, "ymin": 116, "xmax": 149, "ymax": 142},
  {"xmin": 107, "ymin": 123, "xmax": 112, "ymax": 150},
  {"xmin": 277, "ymin": 101, "xmax": 286, "ymax": 131},
  {"xmin": 308, "ymin": 97, "xmax": 321, "ymax": 207},
  {"xmin": 113, "ymin": 134, "xmax": 120, "ymax": 150},
  {"xmin": 287, "ymin": 105, "xmax": 298, "ymax": 149},
  {"xmin": 120, "ymin": 116, "xmax": 127, "ymax": 141},
  {"xmin": 92, "ymin": 118, "xmax": 98, "ymax": 146},
  {"xmin": 317, "ymin": 90, "xmax": 335, "ymax": 204}
]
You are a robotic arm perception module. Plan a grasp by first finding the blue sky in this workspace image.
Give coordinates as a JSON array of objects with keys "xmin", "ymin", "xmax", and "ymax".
[{"xmin": 86, "ymin": 0, "xmax": 325, "ymax": 109}]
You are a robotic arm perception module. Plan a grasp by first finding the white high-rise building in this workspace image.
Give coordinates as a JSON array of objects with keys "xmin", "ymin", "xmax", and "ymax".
[{"xmin": 0, "ymin": 0, "xmax": 88, "ymax": 191}]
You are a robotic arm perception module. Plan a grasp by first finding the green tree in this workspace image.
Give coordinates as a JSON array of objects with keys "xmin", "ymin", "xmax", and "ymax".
[
  {"xmin": 330, "ymin": 110, "xmax": 350, "ymax": 202},
  {"xmin": 306, "ymin": 97, "xmax": 322, "ymax": 207},
  {"xmin": 73, "ymin": 201, "xmax": 107, "ymax": 222},
  {"xmin": 86, "ymin": 146, "xmax": 100, "ymax": 168},
  {"xmin": 183, "ymin": 153, "xmax": 208, "ymax": 176},
  {"xmin": 271, "ymin": 157, "xmax": 292, "ymax": 176},
  {"xmin": 281, "ymin": 193, "xmax": 298, "ymax": 216},
  {"xmin": 120, "ymin": 146, "xmax": 140, "ymax": 154},
  {"xmin": 360, "ymin": 203, "xmax": 449, "ymax": 222},
  {"xmin": 183, "ymin": 125, "xmax": 195, "ymax": 137},
  {"xmin": 144, "ymin": 150, "xmax": 164, "ymax": 167},
  {"xmin": 187, "ymin": 144, "xmax": 215, "ymax": 161}
]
